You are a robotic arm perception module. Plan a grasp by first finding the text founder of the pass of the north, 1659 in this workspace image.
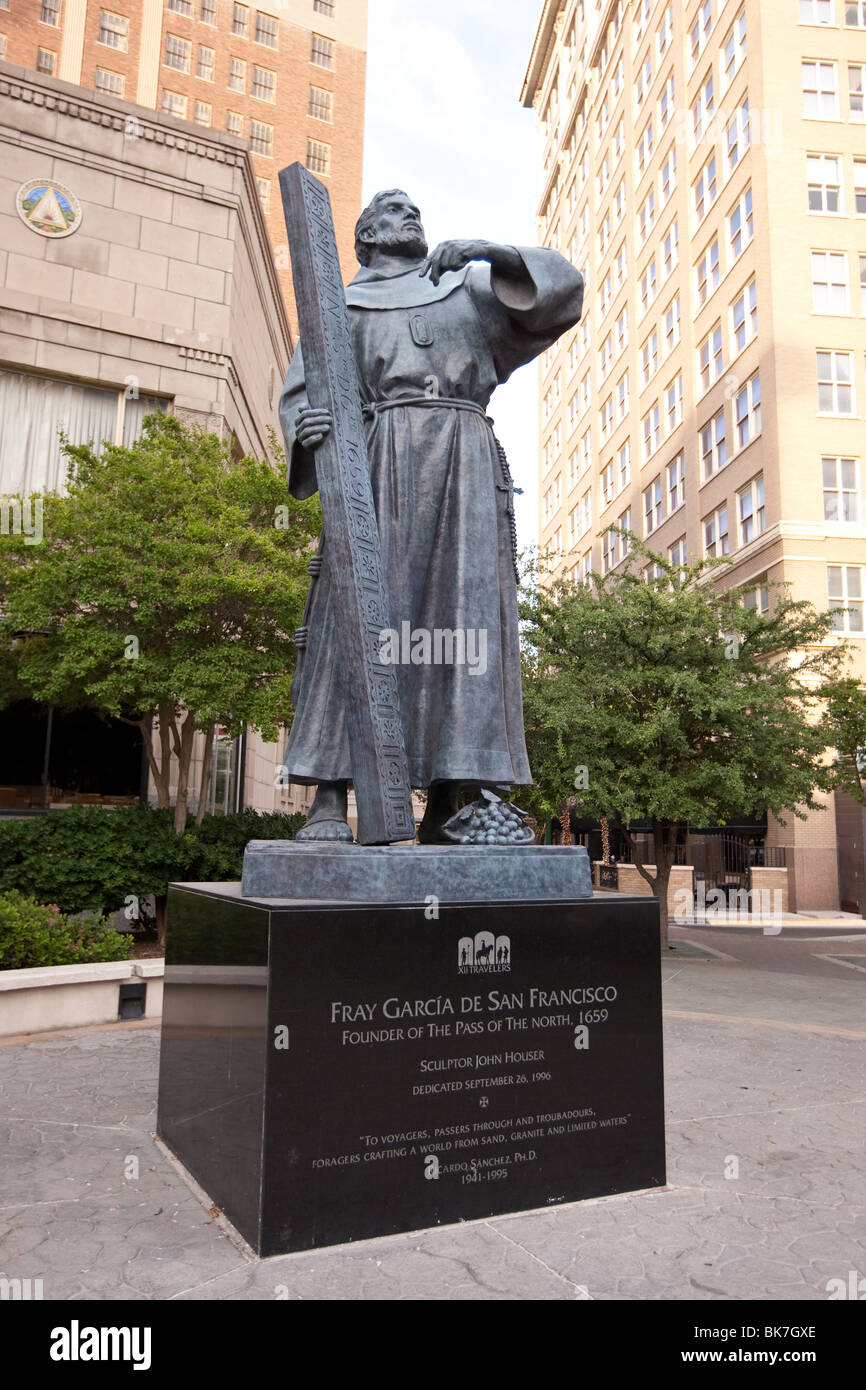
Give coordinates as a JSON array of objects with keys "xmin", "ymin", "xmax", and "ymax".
[{"xmin": 279, "ymin": 190, "xmax": 584, "ymax": 843}]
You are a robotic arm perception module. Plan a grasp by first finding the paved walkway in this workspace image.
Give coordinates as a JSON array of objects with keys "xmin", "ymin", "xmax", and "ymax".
[{"xmin": 1, "ymin": 934, "xmax": 864, "ymax": 1300}]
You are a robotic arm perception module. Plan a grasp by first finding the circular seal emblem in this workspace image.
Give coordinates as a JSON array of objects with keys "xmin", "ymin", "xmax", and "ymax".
[{"xmin": 16, "ymin": 177, "xmax": 82, "ymax": 239}]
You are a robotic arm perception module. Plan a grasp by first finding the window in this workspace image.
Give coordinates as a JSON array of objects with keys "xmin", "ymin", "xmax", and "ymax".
[
  {"xmin": 200, "ymin": 0, "xmax": 215, "ymax": 22},
  {"xmin": 823, "ymin": 456, "xmax": 860, "ymax": 520},
  {"xmin": 164, "ymin": 34, "xmax": 190, "ymax": 72},
  {"xmin": 847, "ymin": 1, "xmax": 866, "ymax": 23},
  {"xmin": 807, "ymin": 154, "xmax": 842, "ymax": 211},
  {"xmin": 657, "ymin": 4, "xmax": 673, "ymax": 57},
  {"xmin": 641, "ymin": 329, "xmax": 659, "ymax": 386},
  {"xmin": 732, "ymin": 280, "xmax": 758, "ymax": 352},
  {"xmin": 252, "ymin": 66, "xmax": 275, "ymax": 101},
  {"xmin": 601, "ymin": 529, "xmax": 617, "ymax": 574},
  {"xmin": 643, "ymin": 477, "xmax": 663, "ymax": 534},
  {"xmin": 600, "ymin": 395, "xmax": 614, "ymax": 440},
  {"xmin": 256, "ymin": 177, "xmax": 270, "ymax": 213},
  {"xmin": 40, "ymin": 0, "xmax": 60, "ymax": 22},
  {"xmin": 669, "ymin": 537, "xmax": 687, "ymax": 569},
  {"xmin": 666, "ymin": 375, "xmax": 683, "ymax": 433},
  {"xmin": 861, "ymin": 254, "xmax": 866, "ymax": 311},
  {"xmin": 94, "ymin": 67, "xmax": 123, "ymax": 95},
  {"xmin": 617, "ymin": 372, "xmax": 630, "ymax": 422},
  {"xmin": 729, "ymin": 186, "xmax": 754, "ymax": 260},
  {"xmin": 828, "ymin": 565, "xmax": 864, "ymax": 631},
  {"xmin": 659, "ymin": 147, "xmax": 676, "ymax": 204},
  {"xmin": 849, "ymin": 64, "xmax": 866, "ymax": 119},
  {"xmin": 701, "ymin": 410, "xmax": 727, "ymax": 479},
  {"xmin": 194, "ymin": 101, "xmax": 211, "ymax": 126},
  {"xmin": 743, "ymin": 577, "xmax": 770, "ymax": 614},
  {"xmin": 37, "ymin": 48, "xmax": 56, "ymax": 73},
  {"xmin": 309, "ymin": 85, "xmax": 333, "ymax": 121},
  {"xmin": 663, "ymin": 296, "xmax": 681, "ymax": 355},
  {"xmin": 661, "ymin": 221, "xmax": 678, "ymax": 281},
  {"xmin": 659, "ymin": 73, "xmax": 675, "ymax": 129},
  {"xmin": 314, "ymin": 0, "xmax": 334, "ymax": 13},
  {"xmin": 697, "ymin": 238, "xmax": 720, "ymax": 306},
  {"xmin": 802, "ymin": 60, "xmax": 839, "ymax": 117},
  {"xmin": 667, "ymin": 453, "xmax": 685, "ymax": 512},
  {"xmin": 250, "ymin": 119, "xmax": 272, "ymax": 155},
  {"xmin": 197, "ymin": 46, "xmax": 214, "ymax": 81},
  {"xmin": 618, "ymin": 441, "xmax": 631, "ymax": 492},
  {"xmin": 232, "ymin": 3, "xmax": 248, "ymax": 37},
  {"xmin": 722, "ymin": 10, "xmax": 747, "ymax": 88},
  {"xmin": 162, "ymin": 90, "xmax": 187, "ymax": 118},
  {"xmin": 855, "ymin": 160, "xmax": 866, "ymax": 213},
  {"xmin": 226, "ymin": 110, "xmax": 242, "ymax": 135},
  {"xmin": 692, "ymin": 73, "xmax": 715, "ymax": 146},
  {"xmin": 168, "ymin": 0, "xmax": 191, "ymax": 11},
  {"xmin": 694, "ymin": 155, "xmax": 717, "ymax": 224},
  {"xmin": 601, "ymin": 461, "xmax": 615, "ymax": 509},
  {"xmin": 619, "ymin": 511, "xmax": 633, "ymax": 558},
  {"xmin": 726, "ymin": 99, "xmax": 750, "ymax": 171},
  {"xmin": 812, "ymin": 251, "xmax": 850, "ymax": 311},
  {"xmin": 800, "ymin": 0, "xmax": 834, "ymax": 21},
  {"xmin": 255, "ymin": 12, "xmax": 277, "ymax": 47},
  {"xmin": 738, "ymin": 476, "xmax": 765, "ymax": 544},
  {"xmin": 698, "ymin": 323, "xmax": 724, "ymax": 393},
  {"xmin": 689, "ymin": 0, "xmax": 713, "ymax": 68},
  {"xmin": 704, "ymin": 505, "xmax": 730, "ymax": 557},
  {"xmin": 638, "ymin": 188, "xmax": 656, "ymax": 246},
  {"xmin": 817, "ymin": 350, "xmax": 854, "ymax": 411},
  {"xmin": 640, "ymin": 258, "xmax": 657, "ymax": 314},
  {"xmin": 229, "ymin": 57, "xmax": 246, "ymax": 91},
  {"xmin": 642, "ymin": 404, "xmax": 661, "ymax": 461},
  {"xmin": 98, "ymin": 11, "xmax": 128, "ymax": 49},
  {"xmin": 616, "ymin": 306, "xmax": 628, "ymax": 353},
  {"xmin": 735, "ymin": 373, "xmax": 762, "ymax": 448},
  {"xmin": 636, "ymin": 119, "xmax": 654, "ymax": 178},
  {"xmin": 581, "ymin": 489, "xmax": 592, "ymax": 535}
]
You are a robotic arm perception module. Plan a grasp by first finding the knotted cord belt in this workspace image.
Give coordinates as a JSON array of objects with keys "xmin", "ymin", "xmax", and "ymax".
[{"xmin": 361, "ymin": 396, "xmax": 522, "ymax": 584}]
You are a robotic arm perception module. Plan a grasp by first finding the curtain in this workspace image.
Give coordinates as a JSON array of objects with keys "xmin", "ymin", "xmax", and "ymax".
[{"xmin": 0, "ymin": 369, "xmax": 167, "ymax": 495}]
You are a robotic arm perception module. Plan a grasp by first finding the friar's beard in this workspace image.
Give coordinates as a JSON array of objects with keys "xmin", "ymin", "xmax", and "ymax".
[{"xmin": 373, "ymin": 228, "xmax": 429, "ymax": 261}]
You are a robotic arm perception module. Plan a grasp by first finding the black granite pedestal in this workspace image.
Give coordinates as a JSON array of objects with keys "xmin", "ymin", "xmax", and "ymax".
[{"xmin": 157, "ymin": 884, "xmax": 665, "ymax": 1256}]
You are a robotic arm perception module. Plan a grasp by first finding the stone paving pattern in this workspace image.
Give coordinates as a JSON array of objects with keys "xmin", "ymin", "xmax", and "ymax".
[{"xmin": 1, "ymin": 942, "xmax": 865, "ymax": 1300}]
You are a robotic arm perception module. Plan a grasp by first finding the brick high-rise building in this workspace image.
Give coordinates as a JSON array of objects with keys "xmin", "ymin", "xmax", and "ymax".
[
  {"xmin": 0, "ymin": 0, "xmax": 368, "ymax": 327},
  {"xmin": 523, "ymin": 0, "xmax": 866, "ymax": 910}
]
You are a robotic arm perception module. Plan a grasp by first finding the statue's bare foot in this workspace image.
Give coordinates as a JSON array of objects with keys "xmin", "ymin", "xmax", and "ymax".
[
  {"xmin": 418, "ymin": 781, "xmax": 462, "ymax": 844},
  {"xmin": 296, "ymin": 780, "xmax": 354, "ymax": 843}
]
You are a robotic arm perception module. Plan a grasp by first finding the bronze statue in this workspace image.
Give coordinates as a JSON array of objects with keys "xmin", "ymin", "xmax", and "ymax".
[{"xmin": 279, "ymin": 190, "xmax": 583, "ymax": 844}]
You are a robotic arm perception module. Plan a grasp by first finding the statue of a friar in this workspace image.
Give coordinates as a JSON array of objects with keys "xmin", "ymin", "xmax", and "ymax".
[{"xmin": 279, "ymin": 190, "xmax": 584, "ymax": 844}]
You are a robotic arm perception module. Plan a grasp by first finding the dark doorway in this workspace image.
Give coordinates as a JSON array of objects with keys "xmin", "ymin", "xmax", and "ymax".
[{"xmin": 0, "ymin": 701, "xmax": 143, "ymax": 808}]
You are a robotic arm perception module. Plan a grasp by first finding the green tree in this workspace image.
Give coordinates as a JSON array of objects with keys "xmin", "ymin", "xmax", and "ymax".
[
  {"xmin": 520, "ymin": 534, "xmax": 848, "ymax": 945},
  {"xmin": 0, "ymin": 414, "xmax": 320, "ymax": 832},
  {"xmin": 825, "ymin": 676, "xmax": 866, "ymax": 803}
]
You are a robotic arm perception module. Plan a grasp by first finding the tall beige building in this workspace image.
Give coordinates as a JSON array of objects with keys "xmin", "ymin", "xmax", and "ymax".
[{"xmin": 523, "ymin": 0, "xmax": 866, "ymax": 910}]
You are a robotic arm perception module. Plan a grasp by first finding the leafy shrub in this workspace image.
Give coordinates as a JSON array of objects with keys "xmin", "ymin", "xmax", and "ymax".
[
  {"xmin": 0, "ymin": 805, "xmax": 305, "ymax": 918},
  {"xmin": 0, "ymin": 891, "xmax": 130, "ymax": 970}
]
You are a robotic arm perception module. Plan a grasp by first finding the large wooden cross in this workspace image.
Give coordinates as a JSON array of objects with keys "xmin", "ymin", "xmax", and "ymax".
[{"xmin": 279, "ymin": 163, "xmax": 415, "ymax": 845}]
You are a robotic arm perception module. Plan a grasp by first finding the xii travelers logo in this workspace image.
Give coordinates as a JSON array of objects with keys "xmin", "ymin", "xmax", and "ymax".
[{"xmin": 458, "ymin": 932, "xmax": 511, "ymax": 974}]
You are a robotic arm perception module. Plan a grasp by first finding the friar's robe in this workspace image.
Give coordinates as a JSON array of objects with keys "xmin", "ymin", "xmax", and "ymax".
[{"xmin": 279, "ymin": 248, "xmax": 583, "ymax": 789}]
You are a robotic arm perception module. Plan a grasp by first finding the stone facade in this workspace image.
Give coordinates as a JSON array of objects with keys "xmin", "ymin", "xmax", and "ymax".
[{"xmin": 0, "ymin": 60, "xmax": 314, "ymax": 817}]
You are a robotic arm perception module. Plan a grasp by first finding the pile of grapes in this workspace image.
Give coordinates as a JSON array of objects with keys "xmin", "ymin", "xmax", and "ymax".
[{"xmin": 442, "ymin": 790, "xmax": 535, "ymax": 845}]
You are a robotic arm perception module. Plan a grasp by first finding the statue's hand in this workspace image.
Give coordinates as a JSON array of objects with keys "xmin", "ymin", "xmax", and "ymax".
[
  {"xmin": 295, "ymin": 406, "xmax": 332, "ymax": 451},
  {"xmin": 420, "ymin": 240, "xmax": 493, "ymax": 286}
]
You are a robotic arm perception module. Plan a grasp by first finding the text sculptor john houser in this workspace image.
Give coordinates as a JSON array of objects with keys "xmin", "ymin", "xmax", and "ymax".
[{"xmin": 279, "ymin": 191, "xmax": 584, "ymax": 844}]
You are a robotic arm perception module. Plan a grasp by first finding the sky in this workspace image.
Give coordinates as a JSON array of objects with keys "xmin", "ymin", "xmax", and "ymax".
[{"xmin": 363, "ymin": 0, "xmax": 546, "ymax": 549}]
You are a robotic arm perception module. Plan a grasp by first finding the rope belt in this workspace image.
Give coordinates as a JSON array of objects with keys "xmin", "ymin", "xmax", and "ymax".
[{"xmin": 360, "ymin": 396, "xmax": 522, "ymax": 583}]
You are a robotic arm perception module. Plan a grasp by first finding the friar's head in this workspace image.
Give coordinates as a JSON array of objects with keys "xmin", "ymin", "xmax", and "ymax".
[{"xmin": 354, "ymin": 190, "xmax": 428, "ymax": 267}]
